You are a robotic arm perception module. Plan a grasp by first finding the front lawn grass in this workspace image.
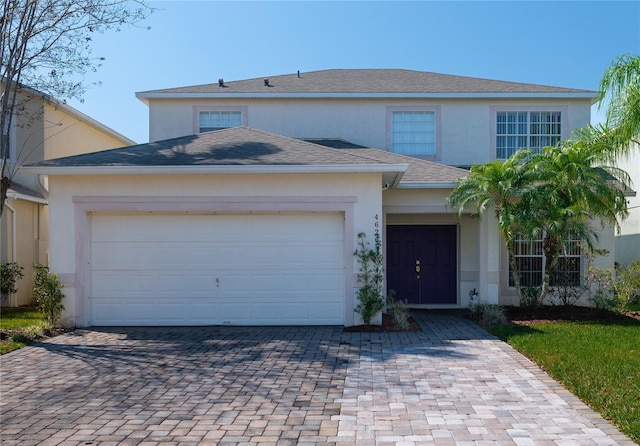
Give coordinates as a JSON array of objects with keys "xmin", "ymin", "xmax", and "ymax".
[
  {"xmin": 0, "ymin": 306, "xmax": 47, "ymax": 354},
  {"xmin": 491, "ymin": 318, "xmax": 640, "ymax": 443}
]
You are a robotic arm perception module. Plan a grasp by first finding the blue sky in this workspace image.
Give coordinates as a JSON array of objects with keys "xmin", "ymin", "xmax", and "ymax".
[{"xmin": 67, "ymin": 1, "xmax": 640, "ymax": 144}]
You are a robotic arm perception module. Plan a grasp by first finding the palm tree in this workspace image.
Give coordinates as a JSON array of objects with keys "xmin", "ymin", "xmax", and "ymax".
[
  {"xmin": 448, "ymin": 150, "xmax": 536, "ymax": 299},
  {"xmin": 598, "ymin": 53, "xmax": 640, "ymax": 157},
  {"xmin": 520, "ymin": 140, "xmax": 629, "ymax": 303}
]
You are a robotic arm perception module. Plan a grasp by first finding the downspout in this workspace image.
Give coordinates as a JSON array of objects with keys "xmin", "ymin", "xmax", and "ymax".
[
  {"xmin": 5, "ymin": 201, "xmax": 17, "ymax": 261},
  {"xmin": 5, "ymin": 201, "xmax": 17, "ymax": 307}
]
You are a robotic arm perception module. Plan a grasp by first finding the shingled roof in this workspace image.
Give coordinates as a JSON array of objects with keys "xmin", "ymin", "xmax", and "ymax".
[
  {"xmin": 137, "ymin": 69, "xmax": 596, "ymax": 98},
  {"xmin": 23, "ymin": 127, "xmax": 468, "ymax": 186},
  {"xmin": 303, "ymin": 139, "xmax": 468, "ymax": 183}
]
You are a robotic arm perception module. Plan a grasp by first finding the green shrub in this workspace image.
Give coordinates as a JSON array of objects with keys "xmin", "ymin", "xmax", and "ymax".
[
  {"xmin": 613, "ymin": 260, "xmax": 640, "ymax": 313},
  {"xmin": 354, "ymin": 231, "xmax": 388, "ymax": 325},
  {"xmin": 33, "ymin": 265, "xmax": 65, "ymax": 327},
  {"xmin": 520, "ymin": 286, "xmax": 542, "ymax": 308},
  {"xmin": 389, "ymin": 297, "xmax": 409, "ymax": 330},
  {"xmin": 587, "ymin": 261, "xmax": 640, "ymax": 313},
  {"xmin": 586, "ymin": 266, "xmax": 615, "ymax": 310},
  {"xmin": 1, "ymin": 262, "xmax": 24, "ymax": 298},
  {"xmin": 474, "ymin": 303, "xmax": 507, "ymax": 326}
]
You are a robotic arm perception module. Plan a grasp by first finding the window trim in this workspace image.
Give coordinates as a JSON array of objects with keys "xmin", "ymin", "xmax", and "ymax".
[
  {"xmin": 490, "ymin": 105, "xmax": 568, "ymax": 160},
  {"xmin": 386, "ymin": 105, "xmax": 441, "ymax": 161},
  {"xmin": 192, "ymin": 106, "xmax": 248, "ymax": 134}
]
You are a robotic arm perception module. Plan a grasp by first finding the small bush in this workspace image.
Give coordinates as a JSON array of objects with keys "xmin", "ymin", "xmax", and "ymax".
[
  {"xmin": 474, "ymin": 303, "xmax": 507, "ymax": 326},
  {"xmin": 587, "ymin": 261, "xmax": 640, "ymax": 314},
  {"xmin": 1, "ymin": 262, "xmax": 24, "ymax": 298},
  {"xmin": 586, "ymin": 266, "xmax": 615, "ymax": 309},
  {"xmin": 389, "ymin": 298, "xmax": 410, "ymax": 330},
  {"xmin": 520, "ymin": 286, "xmax": 542, "ymax": 309},
  {"xmin": 33, "ymin": 265, "xmax": 65, "ymax": 327},
  {"xmin": 612, "ymin": 260, "xmax": 640, "ymax": 313}
]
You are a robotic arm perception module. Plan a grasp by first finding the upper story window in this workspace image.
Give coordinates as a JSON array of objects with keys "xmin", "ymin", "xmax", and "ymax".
[
  {"xmin": 496, "ymin": 111, "xmax": 562, "ymax": 159},
  {"xmin": 387, "ymin": 107, "xmax": 439, "ymax": 158},
  {"xmin": 1, "ymin": 113, "xmax": 16, "ymax": 162},
  {"xmin": 199, "ymin": 111, "xmax": 242, "ymax": 132},
  {"xmin": 194, "ymin": 106, "xmax": 248, "ymax": 133}
]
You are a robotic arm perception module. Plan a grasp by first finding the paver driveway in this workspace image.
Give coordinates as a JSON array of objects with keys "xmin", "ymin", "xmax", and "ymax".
[{"xmin": 0, "ymin": 311, "xmax": 634, "ymax": 446}]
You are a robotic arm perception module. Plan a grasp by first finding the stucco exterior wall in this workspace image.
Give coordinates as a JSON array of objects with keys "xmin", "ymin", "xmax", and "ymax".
[
  {"xmin": 147, "ymin": 97, "xmax": 592, "ymax": 166},
  {"xmin": 2, "ymin": 92, "xmax": 133, "ymax": 307},
  {"xmin": 47, "ymin": 172, "xmax": 383, "ymax": 327},
  {"xmin": 615, "ymin": 145, "xmax": 640, "ymax": 267},
  {"xmin": 0, "ymin": 199, "xmax": 46, "ymax": 306}
]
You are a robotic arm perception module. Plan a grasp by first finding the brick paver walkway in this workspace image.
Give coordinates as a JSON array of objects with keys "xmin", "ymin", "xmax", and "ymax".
[{"xmin": 0, "ymin": 311, "xmax": 634, "ymax": 445}]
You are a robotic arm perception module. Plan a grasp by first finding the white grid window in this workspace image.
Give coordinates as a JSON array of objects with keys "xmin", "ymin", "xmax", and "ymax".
[
  {"xmin": 199, "ymin": 111, "xmax": 242, "ymax": 133},
  {"xmin": 391, "ymin": 111, "xmax": 435, "ymax": 156},
  {"xmin": 496, "ymin": 111, "xmax": 561, "ymax": 159},
  {"xmin": 509, "ymin": 232, "xmax": 582, "ymax": 287}
]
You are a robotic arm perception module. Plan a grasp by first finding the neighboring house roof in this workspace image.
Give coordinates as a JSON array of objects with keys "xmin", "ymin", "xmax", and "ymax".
[
  {"xmin": 21, "ymin": 127, "xmax": 468, "ymax": 188},
  {"xmin": 6, "ymin": 182, "xmax": 47, "ymax": 204},
  {"xmin": 1, "ymin": 80, "xmax": 135, "ymax": 146},
  {"xmin": 137, "ymin": 69, "xmax": 597, "ymax": 102}
]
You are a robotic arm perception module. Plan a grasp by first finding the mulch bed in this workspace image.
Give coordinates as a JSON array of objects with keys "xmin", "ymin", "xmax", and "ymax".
[
  {"xmin": 502, "ymin": 305, "xmax": 640, "ymax": 326},
  {"xmin": 344, "ymin": 312, "xmax": 422, "ymax": 332}
]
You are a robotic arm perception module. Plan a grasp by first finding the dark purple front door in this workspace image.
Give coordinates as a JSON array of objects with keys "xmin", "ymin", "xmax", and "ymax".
[{"xmin": 386, "ymin": 225, "xmax": 457, "ymax": 305}]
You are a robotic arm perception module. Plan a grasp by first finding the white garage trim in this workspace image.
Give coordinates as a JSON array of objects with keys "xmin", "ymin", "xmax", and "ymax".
[{"xmin": 72, "ymin": 196, "xmax": 357, "ymax": 327}]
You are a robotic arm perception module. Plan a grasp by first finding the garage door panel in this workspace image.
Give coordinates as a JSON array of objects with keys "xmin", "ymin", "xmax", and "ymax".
[{"xmin": 90, "ymin": 213, "xmax": 345, "ymax": 326}]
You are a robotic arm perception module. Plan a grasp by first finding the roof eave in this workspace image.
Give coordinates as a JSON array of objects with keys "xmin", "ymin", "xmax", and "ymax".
[
  {"xmin": 136, "ymin": 91, "xmax": 598, "ymax": 102},
  {"xmin": 20, "ymin": 163, "xmax": 410, "ymax": 177},
  {"xmin": 397, "ymin": 181, "xmax": 459, "ymax": 189},
  {"xmin": 6, "ymin": 191, "xmax": 48, "ymax": 204}
]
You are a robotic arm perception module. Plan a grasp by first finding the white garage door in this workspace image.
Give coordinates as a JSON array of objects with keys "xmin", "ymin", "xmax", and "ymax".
[{"xmin": 89, "ymin": 212, "xmax": 345, "ymax": 326}]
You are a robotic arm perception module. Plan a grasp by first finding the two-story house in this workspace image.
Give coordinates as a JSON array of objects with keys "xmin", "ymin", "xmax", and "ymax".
[
  {"xmin": 1, "ymin": 85, "xmax": 134, "ymax": 307},
  {"xmin": 23, "ymin": 69, "xmax": 614, "ymax": 327}
]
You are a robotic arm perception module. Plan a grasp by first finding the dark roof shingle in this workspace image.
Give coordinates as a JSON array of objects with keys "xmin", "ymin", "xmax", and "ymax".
[
  {"xmin": 26, "ymin": 127, "xmax": 468, "ymax": 184},
  {"xmin": 138, "ymin": 69, "xmax": 595, "ymax": 96},
  {"xmin": 26, "ymin": 127, "xmax": 396, "ymax": 168}
]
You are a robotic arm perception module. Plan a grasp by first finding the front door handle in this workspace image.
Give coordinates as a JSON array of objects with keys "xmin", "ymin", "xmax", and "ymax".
[{"xmin": 416, "ymin": 260, "xmax": 420, "ymax": 279}]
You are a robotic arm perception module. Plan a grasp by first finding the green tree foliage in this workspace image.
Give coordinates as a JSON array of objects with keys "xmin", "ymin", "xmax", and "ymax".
[
  {"xmin": 447, "ymin": 149, "xmax": 536, "ymax": 300},
  {"xmin": 449, "ymin": 54, "xmax": 635, "ymax": 304},
  {"xmin": 449, "ymin": 138, "xmax": 628, "ymax": 304},
  {"xmin": 1, "ymin": 262, "xmax": 23, "ymax": 298},
  {"xmin": 598, "ymin": 53, "xmax": 640, "ymax": 156}
]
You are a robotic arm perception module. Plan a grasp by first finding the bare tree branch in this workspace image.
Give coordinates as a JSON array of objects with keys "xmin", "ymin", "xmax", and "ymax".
[{"xmin": 1, "ymin": 0, "xmax": 152, "ymax": 215}]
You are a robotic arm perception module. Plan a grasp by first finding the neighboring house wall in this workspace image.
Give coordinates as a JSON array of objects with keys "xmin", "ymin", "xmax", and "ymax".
[
  {"xmin": 616, "ymin": 144, "xmax": 640, "ymax": 267},
  {"xmin": 46, "ymin": 172, "xmax": 383, "ymax": 327},
  {"xmin": 147, "ymin": 97, "xmax": 592, "ymax": 165},
  {"xmin": 1, "ymin": 89, "xmax": 133, "ymax": 307}
]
